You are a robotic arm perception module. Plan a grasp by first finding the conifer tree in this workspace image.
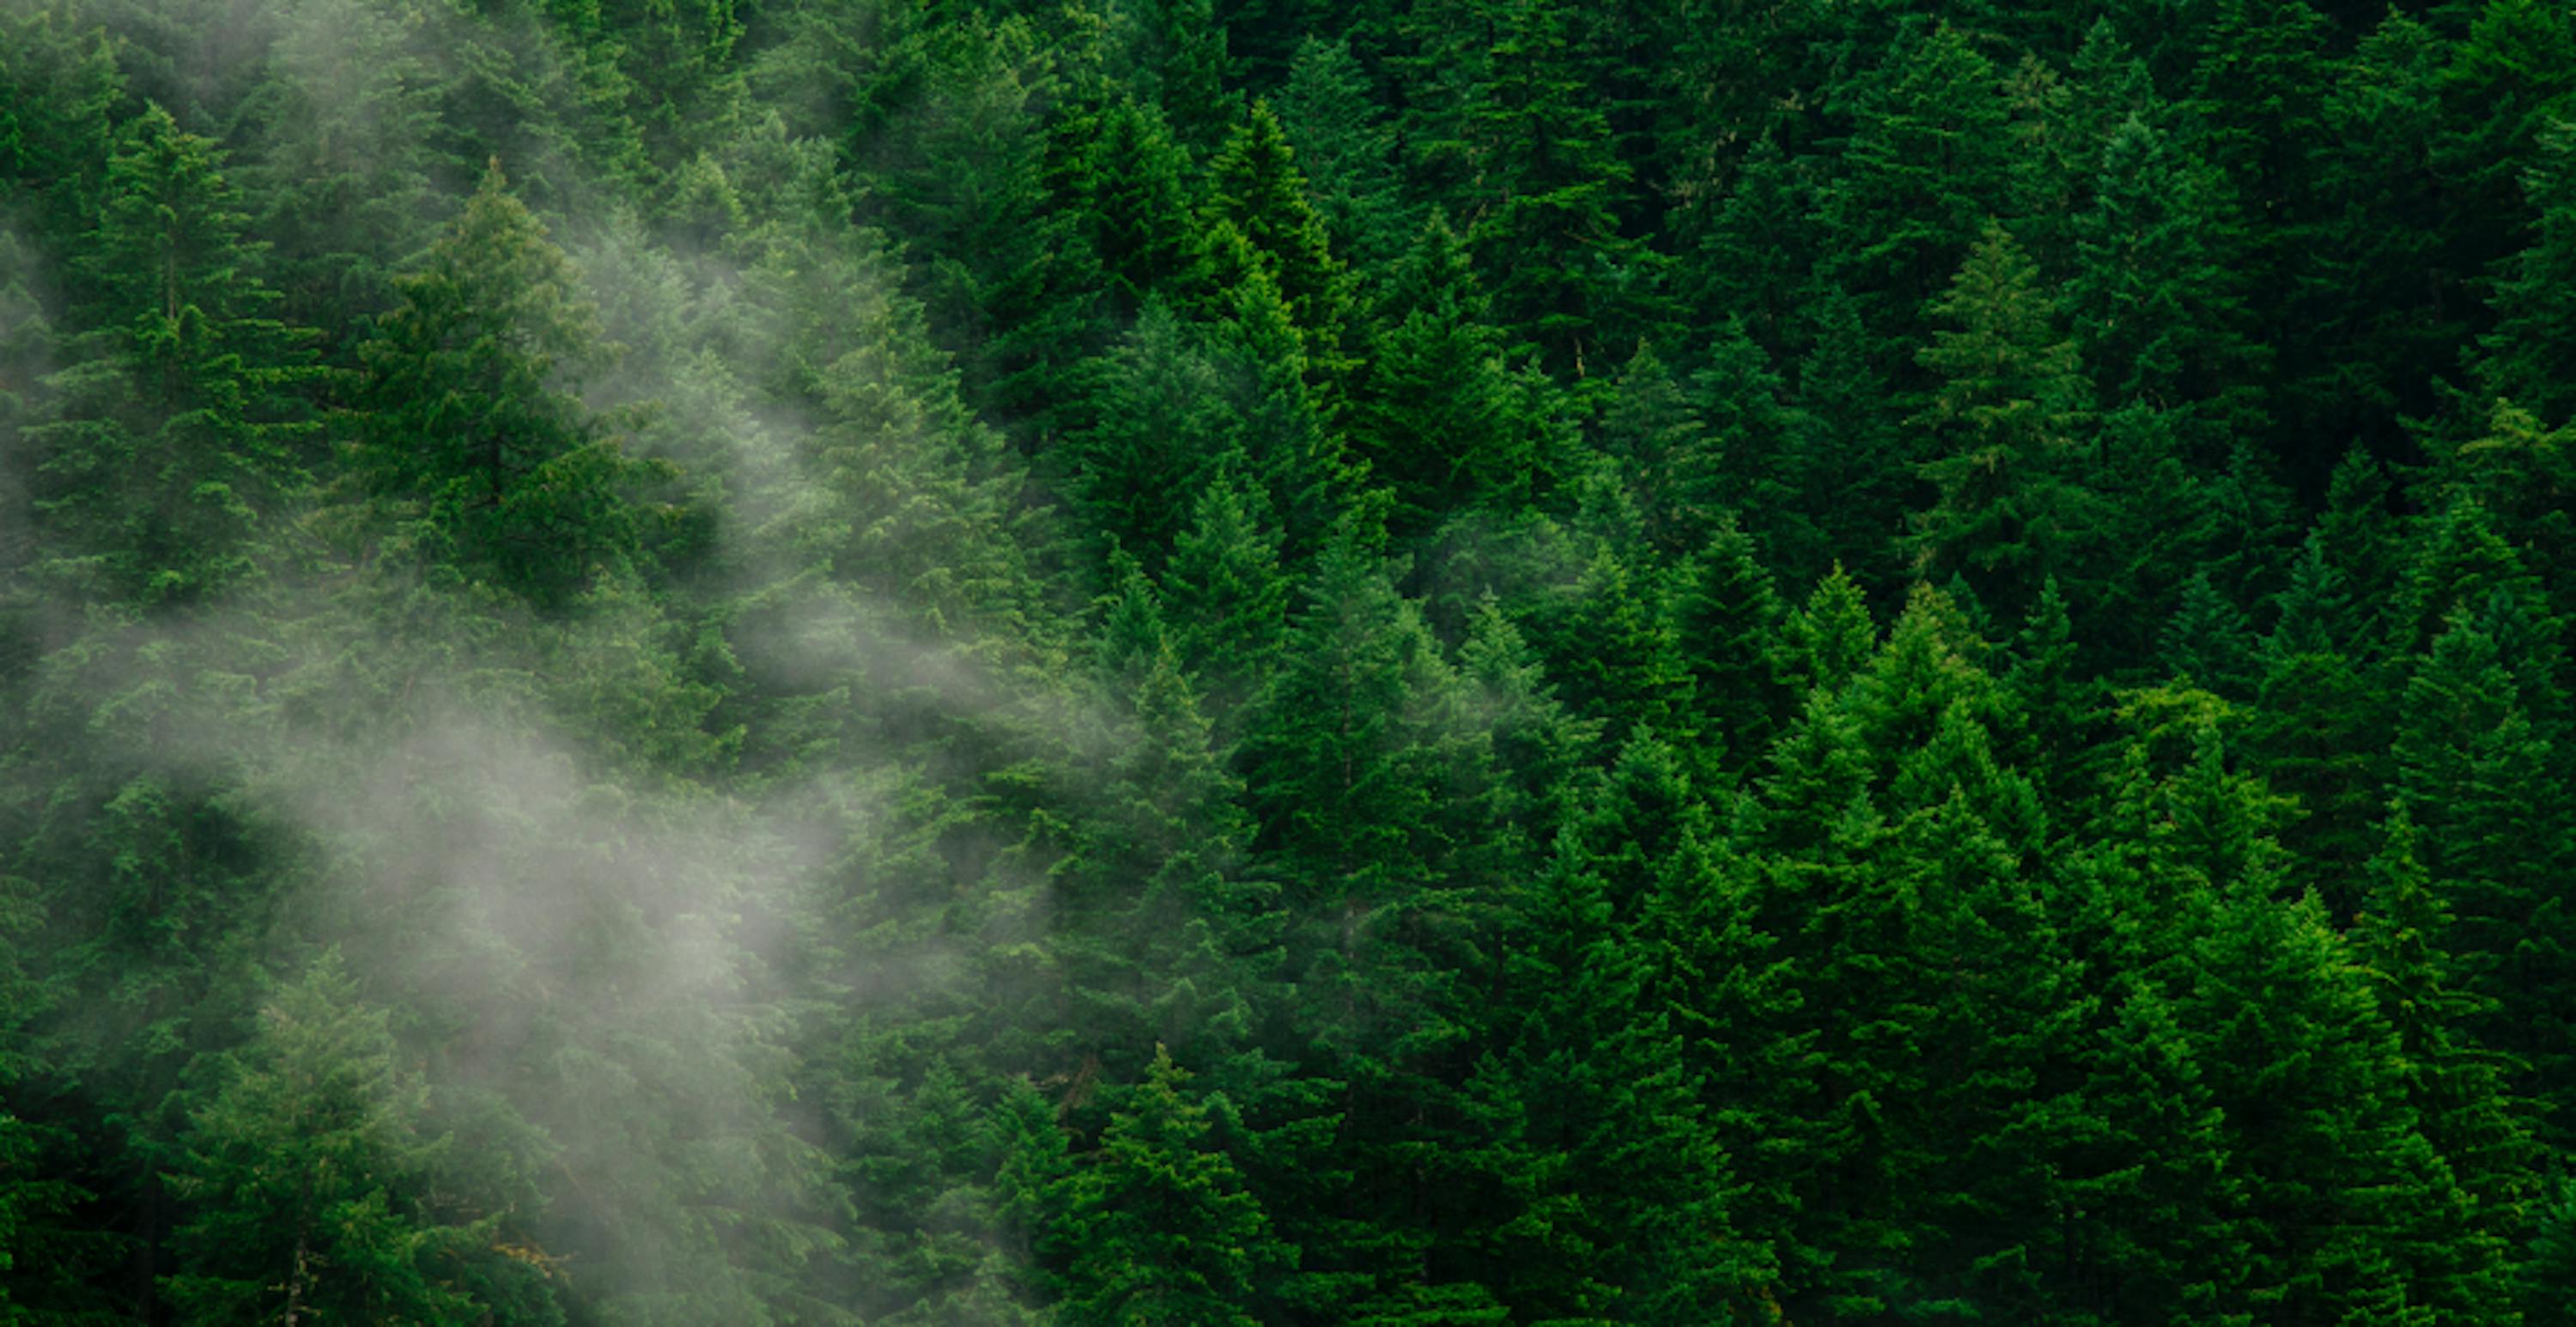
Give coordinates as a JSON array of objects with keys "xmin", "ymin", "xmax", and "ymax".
[
  {"xmin": 1201, "ymin": 100, "xmax": 1352, "ymax": 387},
  {"xmin": 1067, "ymin": 304, "xmax": 1239, "ymax": 568},
  {"xmin": 1779, "ymin": 284, "xmax": 1905, "ymax": 591},
  {"xmin": 1055, "ymin": 1047, "xmax": 1273, "ymax": 1326},
  {"xmin": 2159, "ymin": 571, "xmax": 2258, "ymax": 699},
  {"xmin": 1271, "ymin": 37, "xmax": 1411, "ymax": 275},
  {"xmin": 1677, "ymin": 136, "xmax": 1814, "ymax": 356},
  {"xmin": 28, "ymin": 102, "xmax": 312, "ymax": 606},
  {"xmin": 2393, "ymin": 611, "xmax": 2576, "ymax": 1139},
  {"xmin": 2481, "ymin": 125, "xmax": 2576, "ymax": 428},
  {"xmin": 1477, "ymin": 821, "xmax": 1771, "ymax": 1323},
  {"xmin": 1597, "ymin": 342, "xmax": 1721, "ymax": 558},
  {"xmin": 164, "ymin": 953, "xmax": 518, "ymax": 1325},
  {"xmin": 1429, "ymin": 0, "xmax": 1648, "ymax": 376},
  {"xmin": 1346, "ymin": 214, "xmax": 1534, "ymax": 535},
  {"xmin": 1674, "ymin": 520, "xmax": 1790, "ymax": 775},
  {"xmin": 1162, "ymin": 466, "xmax": 1292, "ymax": 731},
  {"xmin": 1528, "ymin": 543, "xmax": 1693, "ymax": 746},
  {"xmin": 1066, "ymin": 95, "xmax": 1201, "ymax": 321},
  {"xmin": 353, "ymin": 161, "xmax": 653, "ymax": 609},
  {"xmin": 1782, "ymin": 565, "xmax": 1880, "ymax": 701},
  {"xmin": 2249, "ymin": 539, "xmax": 2385, "ymax": 899},
  {"xmin": 2069, "ymin": 114, "xmax": 2266, "ymax": 437},
  {"xmin": 2352, "ymin": 808, "xmax": 2535, "ymax": 1317},
  {"xmin": 1906, "ymin": 222, "xmax": 2093, "ymax": 615},
  {"xmin": 1822, "ymin": 21, "xmax": 2014, "ymax": 370}
]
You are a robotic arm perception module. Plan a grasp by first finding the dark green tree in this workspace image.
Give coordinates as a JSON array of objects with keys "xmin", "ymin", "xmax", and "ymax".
[
  {"xmin": 1055, "ymin": 1047, "xmax": 1273, "ymax": 1326},
  {"xmin": 1905, "ymin": 222, "xmax": 2093, "ymax": 613},
  {"xmin": 27, "ymin": 102, "xmax": 313, "ymax": 606},
  {"xmin": 352, "ymin": 161, "xmax": 654, "ymax": 608},
  {"xmin": 163, "ymin": 953, "xmax": 525, "ymax": 1325},
  {"xmin": 1346, "ymin": 214, "xmax": 1534, "ymax": 535}
]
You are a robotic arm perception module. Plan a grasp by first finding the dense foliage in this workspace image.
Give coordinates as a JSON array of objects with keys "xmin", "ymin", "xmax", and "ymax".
[{"xmin": 3, "ymin": 0, "xmax": 2573, "ymax": 1320}]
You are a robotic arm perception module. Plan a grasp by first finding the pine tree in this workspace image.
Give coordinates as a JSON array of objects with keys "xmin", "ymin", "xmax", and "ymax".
[
  {"xmin": 1677, "ymin": 135, "xmax": 1815, "ymax": 356},
  {"xmin": 1055, "ymin": 1047, "xmax": 1273, "ymax": 1326},
  {"xmin": 1201, "ymin": 100, "xmax": 1353, "ymax": 387},
  {"xmin": 1067, "ymin": 95, "xmax": 1201, "ymax": 321},
  {"xmin": 1821, "ymin": 20, "xmax": 2014, "ymax": 372},
  {"xmin": 1162, "ymin": 466, "xmax": 1293, "ymax": 733},
  {"xmin": 2439, "ymin": 0, "xmax": 2576, "ymax": 387},
  {"xmin": 2481, "ymin": 124, "xmax": 2576, "ymax": 427},
  {"xmin": 1674, "ymin": 520, "xmax": 1790, "ymax": 776},
  {"xmin": 2068, "ymin": 113, "xmax": 2267, "ymax": 437},
  {"xmin": 1426, "ymin": 0, "xmax": 1649, "ymax": 377},
  {"xmin": 2351, "ymin": 809, "xmax": 2535, "ymax": 1318},
  {"xmin": 2159, "ymin": 571, "xmax": 2258, "ymax": 699},
  {"xmin": 1782, "ymin": 565, "xmax": 1880, "ymax": 701},
  {"xmin": 1346, "ymin": 213, "xmax": 1534, "ymax": 535},
  {"xmin": 1122, "ymin": 0, "xmax": 1238, "ymax": 156},
  {"xmin": 1271, "ymin": 37, "xmax": 1412, "ymax": 275},
  {"xmin": 1779, "ymin": 284, "xmax": 1906, "ymax": 592},
  {"xmin": 1528, "ymin": 542, "xmax": 1693, "ymax": 746},
  {"xmin": 1477, "ymin": 819, "xmax": 1771, "ymax": 1323},
  {"xmin": 1906, "ymin": 222, "xmax": 2093, "ymax": 616},
  {"xmin": 1066, "ymin": 304, "xmax": 1240, "ymax": 568},
  {"xmin": 2393, "ymin": 611, "xmax": 2576, "ymax": 1141},
  {"xmin": 353, "ymin": 161, "xmax": 654, "ymax": 609},
  {"xmin": 26, "ymin": 102, "xmax": 313, "ymax": 606},
  {"xmin": 2527, "ymin": 1178, "xmax": 2576, "ymax": 1325},
  {"xmin": 163, "ymin": 953, "xmax": 518, "ymax": 1325},
  {"xmin": 2249, "ymin": 539, "xmax": 2385, "ymax": 904},
  {"xmin": 1597, "ymin": 342, "xmax": 1722, "ymax": 559}
]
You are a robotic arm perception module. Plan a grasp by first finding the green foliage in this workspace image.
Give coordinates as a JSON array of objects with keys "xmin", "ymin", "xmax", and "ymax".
[
  {"xmin": 1906, "ymin": 222, "xmax": 2093, "ymax": 613},
  {"xmin": 1054, "ymin": 1047, "xmax": 1273, "ymax": 1325},
  {"xmin": 164, "ymin": 953, "xmax": 522, "ymax": 1325},
  {"xmin": 6, "ymin": 0, "xmax": 2576, "ymax": 1318},
  {"xmin": 354, "ymin": 161, "xmax": 655, "ymax": 608}
]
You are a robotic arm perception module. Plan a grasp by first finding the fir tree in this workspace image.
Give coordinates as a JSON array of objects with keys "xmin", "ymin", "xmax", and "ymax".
[
  {"xmin": 1906, "ymin": 222, "xmax": 2093, "ymax": 615},
  {"xmin": 163, "ymin": 953, "xmax": 516, "ymax": 1325},
  {"xmin": 353, "ymin": 161, "xmax": 654, "ymax": 609},
  {"xmin": 1055, "ymin": 1047, "xmax": 1273, "ymax": 1326}
]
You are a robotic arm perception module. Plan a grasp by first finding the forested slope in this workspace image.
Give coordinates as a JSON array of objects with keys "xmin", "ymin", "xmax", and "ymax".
[{"xmin": 3, "ymin": 0, "xmax": 2574, "ymax": 1320}]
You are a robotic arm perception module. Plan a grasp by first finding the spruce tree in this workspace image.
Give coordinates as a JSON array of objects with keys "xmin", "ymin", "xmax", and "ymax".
[
  {"xmin": 1055, "ymin": 1047, "xmax": 1274, "ymax": 1326},
  {"xmin": 1906, "ymin": 222, "xmax": 2093, "ymax": 616},
  {"xmin": 353, "ymin": 161, "xmax": 653, "ymax": 609},
  {"xmin": 27, "ymin": 102, "xmax": 313, "ymax": 606},
  {"xmin": 1347, "ymin": 212, "xmax": 1534, "ymax": 536},
  {"xmin": 163, "ymin": 953, "xmax": 516, "ymax": 1325}
]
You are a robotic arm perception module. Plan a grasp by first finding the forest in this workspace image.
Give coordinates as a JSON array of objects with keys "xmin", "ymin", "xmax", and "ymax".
[{"xmin": 2, "ymin": 0, "xmax": 2574, "ymax": 1319}]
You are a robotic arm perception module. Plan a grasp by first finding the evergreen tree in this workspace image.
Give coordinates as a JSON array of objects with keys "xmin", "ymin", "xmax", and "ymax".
[
  {"xmin": 1066, "ymin": 304, "xmax": 1239, "ymax": 568},
  {"xmin": 1055, "ymin": 1047, "xmax": 1273, "ymax": 1326},
  {"xmin": 1201, "ymin": 100, "xmax": 1353, "ymax": 386},
  {"xmin": 163, "ymin": 953, "xmax": 522, "ymax": 1325},
  {"xmin": 1597, "ymin": 342, "xmax": 1722, "ymax": 559},
  {"xmin": 2351, "ymin": 809, "xmax": 2535, "ymax": 1317},
  {"xmin": 1271, "ymin": 37, "xmax": 1412, "ymax": 275},
  {"xmin": 1906, "ymin": 222, "xmax": 2093, "ymax": 614},
  {"xmin": 1821, "ymin": 20, "xmax": 2014, "ymax": 372},
  {"xmin": 1162, "ymin": 466, "xmax": 1293, "ymax": 731},
  {"xmin": 27, "ymin": 102, "xmax": 312, "ymax": 606},
  {"xmin": 2068, "ymin": 113, "xmax": 2266, "ymax": 439},
  {"xmin": 2482, "ymin": 123, "xmax": 2576, "ymax": 427},
  {"xmin": 1674, "ymin": 520, "xmax": 1789, "ymax": 775},
  {"xmin": 353, "ymin": 161, "xmax": 654, "ymax": 609},
  {"xmin": 1424, "ymin": 0, "xmax": 1649, "ymax": 377},
  {"xmin": 1346, "ymin": 213, "xmax": 1534, "ymax": 535},
  {"xmin": 2249, "ymin": 541, "xmax": 2385, "ymax": 907},
  {"xmin": 1779, "ymin": 284, "xmax": 1906, "ymax": 592},
  {"xmin": 2393, "ymin": 610, "xmax": 2576, "ymax": 1140},
  {"xmin": 1782, "ymin": 565, "xmax": 1879, "ymax": 701}
]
